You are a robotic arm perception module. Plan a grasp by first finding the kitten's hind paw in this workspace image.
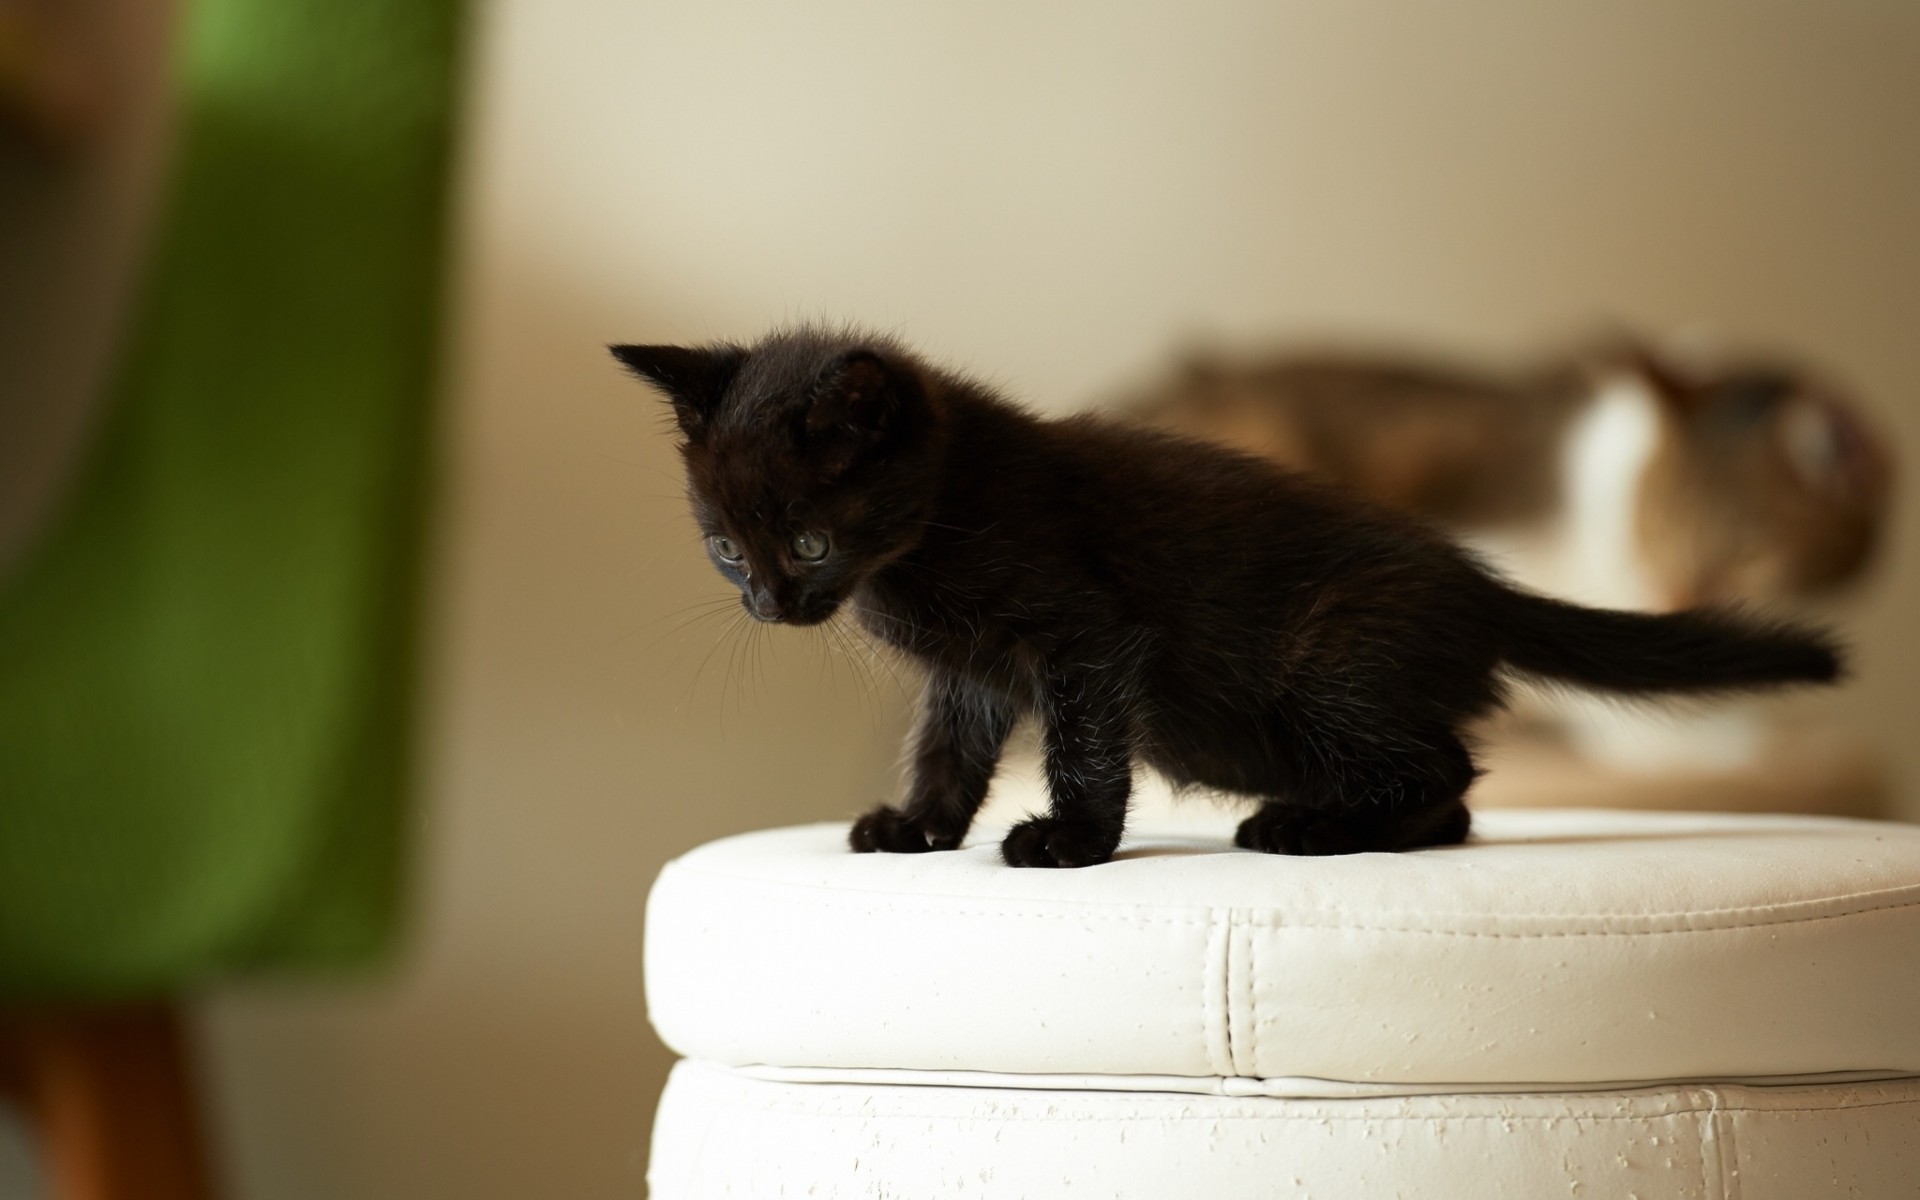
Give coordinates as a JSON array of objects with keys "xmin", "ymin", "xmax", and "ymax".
[
  {"xmin": 1234, "ymin": 807, "xmax": 1370, "ymax": 856},
  {"xmin": 849, "ymin": 806, "xmax": 961, "ymax": 854},
  {"xmin": 1235, "ymin": 799, "xmax": 1471, "ymax": 855},
  {"xmin": 1000, "ymin": 816, "xmax": 1120, "ymax": 868}
]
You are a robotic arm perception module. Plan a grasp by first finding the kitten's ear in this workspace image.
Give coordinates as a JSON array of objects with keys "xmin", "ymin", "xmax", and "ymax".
[
  {"xmin": 802, "ymin": 351, "xmax": 914, "ymax": 473},
  {"xmin": 610, "ymin": 343, "xmax": 747, "ymax": 437}
]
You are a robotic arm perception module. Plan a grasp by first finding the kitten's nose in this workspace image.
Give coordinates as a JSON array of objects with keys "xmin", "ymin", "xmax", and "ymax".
[{"xmin": 748, "ymin": 588, "xmax": 784, "ymax": 622}]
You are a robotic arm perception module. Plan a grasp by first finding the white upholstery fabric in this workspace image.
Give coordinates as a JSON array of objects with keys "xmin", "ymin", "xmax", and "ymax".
[
  {"xmin": 650, "ymin": 1060, "xmax": 1920, "ymax": 1199},
  {"xmin": 645, "ymin": 808, "xmax": 1920, "ymax": 1086}
]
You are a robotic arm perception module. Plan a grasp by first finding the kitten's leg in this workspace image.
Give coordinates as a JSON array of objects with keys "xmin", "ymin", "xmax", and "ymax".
[
  {"xmin": 1235, "ymin": 728, "xmax": 1476, "ymax": 856},
  {"xmin": 850, "ymin": 671, "xmax": 1015, "ymax": 853},
  {"xmin": 1002, "ymin": 666, "xmax": 1134, "ymax": 868}
]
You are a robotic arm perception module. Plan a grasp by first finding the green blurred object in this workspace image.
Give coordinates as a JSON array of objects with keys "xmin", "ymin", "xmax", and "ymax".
[{"xmin": 0, "ymin": 0, "xmax": 463, "ymax": 999}]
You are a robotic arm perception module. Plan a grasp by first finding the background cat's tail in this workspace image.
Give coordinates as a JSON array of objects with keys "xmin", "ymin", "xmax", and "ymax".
[{"xmin": 1492, "ymin": 588, "xmax": 1842, "ymax": 695}]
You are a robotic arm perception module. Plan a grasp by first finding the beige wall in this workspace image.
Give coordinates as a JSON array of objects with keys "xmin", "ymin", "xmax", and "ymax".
[{"xmin": 198, "ymin": 3, "xmax": 1919, "ymax": 1197}]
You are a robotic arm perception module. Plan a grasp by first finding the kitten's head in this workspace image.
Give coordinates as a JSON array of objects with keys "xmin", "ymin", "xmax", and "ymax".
[{"xmin": 612, "ymin": 327, "xmax": 944, "ymax": 625}]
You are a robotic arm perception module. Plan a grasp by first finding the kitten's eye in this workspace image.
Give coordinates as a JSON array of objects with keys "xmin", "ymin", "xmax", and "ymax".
[
  {"xmin": 791, "ymin": 530, "xmax": 830, "ymax": 562},
  {"xmin": 709, "ymin": 535, "xmax": 743, "ymax": 563}
]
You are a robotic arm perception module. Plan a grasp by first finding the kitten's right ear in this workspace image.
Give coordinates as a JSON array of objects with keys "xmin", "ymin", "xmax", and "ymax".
[{"xmin": 610, "ymin": 343, "xmax": 747, "ymax": 437}]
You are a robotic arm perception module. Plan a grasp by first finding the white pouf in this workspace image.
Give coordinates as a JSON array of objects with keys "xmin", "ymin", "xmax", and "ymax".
[{"xmin": 644, "ymin": 808, "xmax": 1920, "ymax": 1197}]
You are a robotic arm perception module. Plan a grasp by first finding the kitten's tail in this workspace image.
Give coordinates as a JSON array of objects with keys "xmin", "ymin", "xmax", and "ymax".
[{"xmin": 1492, "ymin": 588, "xmax": 1842, "ymax": 695}]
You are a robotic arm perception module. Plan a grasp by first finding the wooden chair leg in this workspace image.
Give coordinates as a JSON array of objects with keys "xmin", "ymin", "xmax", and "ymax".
[{"xmin": 0, "ymin": 1001, "xmax": 218, "ymax": 1200}]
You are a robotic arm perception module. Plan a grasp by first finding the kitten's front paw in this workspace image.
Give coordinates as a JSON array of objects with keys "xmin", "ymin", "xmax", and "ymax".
[
  {"xmin": 1000, "ymin": 816, "xmax": 1119, "ymax": 868},
  {"xmin": 1234, "ymin": 807, "xmax": 1368, "ymax": 856},
  {"xmin": 849, "ymin": 806, "xmax": 961, "ymax": 854}
]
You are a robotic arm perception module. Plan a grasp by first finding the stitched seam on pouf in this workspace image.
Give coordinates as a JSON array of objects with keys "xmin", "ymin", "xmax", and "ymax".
[
  {"xmin": 662, "ymin": 865, "xmax": 1920, "ymax": 934},
  {"xmin": 1229, "ymin": 916, "xmax": 1255, "ymax": 1077},
  {"xmin": 670, "ymin": 1101, "xmax": 1806, "ymax": 1125},
  {"xmin": 1203, "ymin": 909, "xmax": 1232, "ymax": 1076},
  {"xmin": 665, "ymin": 880, "xmax": 1920, "ymax": 936},
  {"xmin": 676, "ymin": 1072, "xmax": 1920, "ymax": 1120},
  {"xmin": 1249, "ymin": 923, "xmax": 1262, "ymax": 1077},
  {"xmin": 675, "ymin": 1096, "xmax": 1920, "ymax": 1123},
  {"xmin": 666, "ymin": 861, "xmax": 1920, "ymax": 919},
  {"xmin": 1714, "ymin": 1087, "xmax": 1742, "ymax": 1200}
]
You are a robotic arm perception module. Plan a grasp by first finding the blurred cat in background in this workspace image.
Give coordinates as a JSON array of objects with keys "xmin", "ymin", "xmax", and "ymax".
[{"xmin": 1129, "ymin": 334, "xmax": 1893, "ymax": 771}]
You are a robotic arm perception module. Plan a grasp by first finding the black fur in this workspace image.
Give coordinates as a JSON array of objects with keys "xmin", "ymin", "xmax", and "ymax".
[{"xmin": 616, "ymin": 326, "xmax": 1843, "ymax": 868}]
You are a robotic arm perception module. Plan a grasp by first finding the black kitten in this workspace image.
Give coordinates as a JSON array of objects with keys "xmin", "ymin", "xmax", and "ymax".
[{"xmin": 615, "ymin": 326, "xmax": 1841, "ymax": 868}]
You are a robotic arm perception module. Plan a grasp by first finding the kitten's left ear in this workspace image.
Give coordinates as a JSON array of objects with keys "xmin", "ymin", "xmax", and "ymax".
[
  {"xmin": 610, "ymin": 343, "xmax": 747, "ymax": 437},
  {"xmin": 802, "ymin": 351, "xmax": 915, "ymax": 472}
]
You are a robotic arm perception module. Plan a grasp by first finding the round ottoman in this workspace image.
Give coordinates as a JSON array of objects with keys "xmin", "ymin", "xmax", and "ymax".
[{"xmin": 644, "ymin": 806, "xmax": 1920, "ymax": 1197}]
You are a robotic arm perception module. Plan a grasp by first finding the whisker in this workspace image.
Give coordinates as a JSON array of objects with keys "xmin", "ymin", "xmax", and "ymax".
[
  {"xmin": 628, "ymin": 597, "xmax": 743, "ymax": 656},
  {"xmin": 686, "ymin": 611, "xmax": 748, "ymax": 728}
]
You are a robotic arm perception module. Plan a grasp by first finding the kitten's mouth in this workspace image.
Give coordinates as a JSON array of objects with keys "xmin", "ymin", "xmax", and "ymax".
[{"xmin": 749, "ymin": 612, "xmax": 834, "ymax": 628}]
